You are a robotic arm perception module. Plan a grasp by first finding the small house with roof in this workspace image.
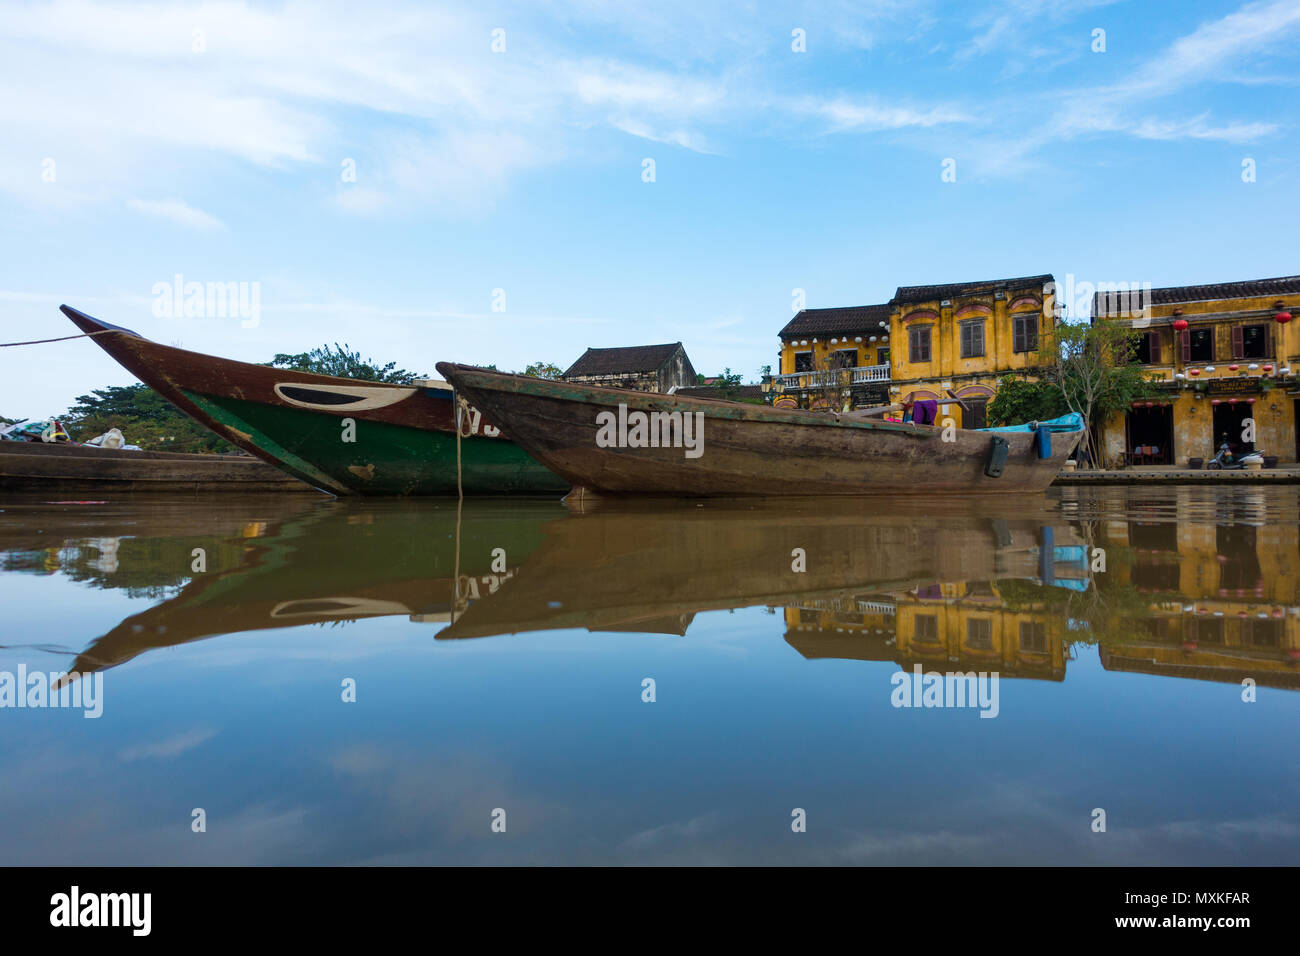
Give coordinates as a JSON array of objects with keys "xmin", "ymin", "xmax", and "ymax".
[{"xmin": 563, "ymin": 342, "xmax": 697, "ymax": 393}]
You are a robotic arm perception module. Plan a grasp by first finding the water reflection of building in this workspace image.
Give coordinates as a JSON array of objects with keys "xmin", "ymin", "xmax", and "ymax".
[
  {"xmin": 784, "ymin": 579, "xmax": 1069, "ymax": 681},
  {"xmin": 1097, "ymin": 488, "xmax": 1300, "ymax": 687}
]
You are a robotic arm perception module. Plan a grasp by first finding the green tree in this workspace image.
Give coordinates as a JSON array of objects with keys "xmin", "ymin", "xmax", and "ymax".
[
  {"xmin": 267, "ymin": 343, "xmax": 426, "ymax": 383},
  {"xmin": 62, "ymin": 384, "xmax": 235, "ymax": 452},
  {"xmin": 1045, "ymin": 321, "xmax": 1160, "ymax": 468},
  {"xmin": 718, "ymin": 367, "xmax": 744, "ymax": 400},
  {"xmin": 986, "ymin": 375, "xmax": 1068, "ymax": 427},
  {"xmin": 518, "ymin": 361, "xmax": 563, "ymax": 379}
]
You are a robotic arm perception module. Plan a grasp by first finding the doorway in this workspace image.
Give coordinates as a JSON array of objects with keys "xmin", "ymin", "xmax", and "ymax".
[
  {"xmin": 1125, "ymin": 405, "xmax": 1173, "ymax": 464},
  {"xmin": 963, "ymin": 398, "xmax": 988, "ymax": 429},
  {"xmin": 1211, "ymin": 401, "xmax": 1255, "ymax": 458}
]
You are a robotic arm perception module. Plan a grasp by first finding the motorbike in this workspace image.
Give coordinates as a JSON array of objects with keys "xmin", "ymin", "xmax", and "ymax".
[{"xmin": 1206, "ymin": 445, "xmax": 1265, "ymax": 470}]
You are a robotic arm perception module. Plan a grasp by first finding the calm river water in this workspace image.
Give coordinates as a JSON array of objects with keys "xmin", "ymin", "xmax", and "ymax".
[{"xmin": 1, "ymin": 486, "xmax": 1297, "ymax": 865}]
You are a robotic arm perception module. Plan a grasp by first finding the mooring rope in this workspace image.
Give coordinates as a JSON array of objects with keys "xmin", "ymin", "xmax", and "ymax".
[
  {"xmin": 0, "ymin": 329, "xmax": 121, "ymax": 348},
  {"xmin": 451, "ymin": 489, "xmax": 463, "ymax": 624},
  {"xmin": 451, "ymin": 393, "xmax": 466, "ymax": 622},
  {"xmin": 454, "ymin": 394, "xmax": 470, "ymax": 501}
]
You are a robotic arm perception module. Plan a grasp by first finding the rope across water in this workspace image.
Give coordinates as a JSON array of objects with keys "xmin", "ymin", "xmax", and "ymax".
[{"xmin": 0, "ymin": 330, "xmax": 122, "ymax": 347}]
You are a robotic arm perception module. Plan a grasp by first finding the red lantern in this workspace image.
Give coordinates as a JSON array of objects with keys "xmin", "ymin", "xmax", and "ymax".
[
  {"xmin": 1247, "ymin": 397, "xmax": 1256, "ymax": 404},
  {"xmin": 1264, "ymin": 364, "xmax": 1274, "ymax": 373},
  {"xmin": 1276, "ymin": 311, "xmax": 1292, "ymax": 324},
  {"xmin": 1189, "ymin": 368, "xmax": 1201, "ymax": 376},
  {"xmin": 1228, "ymin": 397, "xmax": 1237, "ymax": 404},
  {"xmin": 1229, "ymin": 364, "xmax": 1239, "ymax": 371},
  {"xmin": 1211, "ymin": 398, "xmax": 1222, "ymax": 405},
  {"xmin": 1172, "ymin": 318, "xmax": 1189, "ymax": 331}
]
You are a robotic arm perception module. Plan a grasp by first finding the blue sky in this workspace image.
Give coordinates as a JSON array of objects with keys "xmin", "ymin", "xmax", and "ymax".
[{"xmin": 2, "ymin": 0, "xmax": 1299, "ymax": 418}]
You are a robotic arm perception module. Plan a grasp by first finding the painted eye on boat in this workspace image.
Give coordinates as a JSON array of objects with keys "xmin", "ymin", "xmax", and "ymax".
[
  {"xmin": 270, "ymin": 597, "xmax": 412, "ymax": 618},
  {"xmin": 273, "ymin": 383, "xmax": 417, "ymax": 411},
  {"xmin": 277, "ymin": 386, "xmax": 364, "ymax": 406}
]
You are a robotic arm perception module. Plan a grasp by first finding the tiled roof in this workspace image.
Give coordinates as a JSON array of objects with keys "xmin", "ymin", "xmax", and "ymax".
[
  {"xmin": 892, "ymin": 274, "xmax": 1054, "ymax": 305},
  {"xmin": 675, "ymin": 384, "xmax": 766, "ymax": 401},
  {"xmin": 779, "ymin": 303, "xmax": 892, "ymax": 338},
  {"xmin": 1092, "ymin": 275, "xmax": 1300, "ymax": 315},
  {"xmin": 564, "ymin": 343, "xmax": 683, "ymax": 377}
]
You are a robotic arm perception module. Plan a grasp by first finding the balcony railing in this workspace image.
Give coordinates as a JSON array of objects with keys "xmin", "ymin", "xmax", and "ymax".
[{"xmin": 773, "ymin": 364, "xmax": 891, "ymax": 390}]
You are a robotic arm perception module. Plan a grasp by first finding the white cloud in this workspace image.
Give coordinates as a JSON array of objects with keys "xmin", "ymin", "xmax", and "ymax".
[
  {"xmin": 118, "ymin": 726, "xmax": 218, "ymax": 761},
  {"xmin": 1129, "ymin": 115, "xmax": 1278, "ymax": 142},
  {"xmin": 800, "ymin": 95, "xmax": 969, "ymax": 132},
  {"xmin": 1117, "ymin": 0, "xmax": 1300, "ymax": 99},
  {"xmin": 127, "ymin": 198, "xmax": 224, "ymax": 230},
  {"xmin": 0, "ymin": 0, "xmax": 1292, "ymax": 210},
  {"xmin": 0, "ymin": 0, "xmax": 972, "ymax": 213},
  {"xmin": 1046, "ymin": 0, "xmax": 1300, "ymax": 144},
  {"xmin": 608, "ymin": 117, "xmax": 719, "ymax": 154}
]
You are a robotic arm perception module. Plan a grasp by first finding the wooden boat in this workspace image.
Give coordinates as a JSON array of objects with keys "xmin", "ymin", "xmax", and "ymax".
[
  {"xmin": 0, "ymin": 439, "xmax": 314, "ymax": 493},
  {"xmin": 61, "ymin": 306, "xmax": 569, "ymax": 497},
  {"xmin": 435, "ymin": 363, "xmax": 1084, "ymax": 497}
]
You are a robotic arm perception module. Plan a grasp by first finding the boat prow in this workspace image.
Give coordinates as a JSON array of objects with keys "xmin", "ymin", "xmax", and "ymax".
[
  {"xmin": 61, "ymin": 304, "xmax": 143, "ymax": 340},
  {"xmin": 60, "ymin": 306, "xmax": 569, "ymax": 496}
]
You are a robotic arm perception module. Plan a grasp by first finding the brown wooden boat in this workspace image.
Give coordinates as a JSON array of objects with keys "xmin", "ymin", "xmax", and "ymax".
[
  {"xmin": 61, "ymin": 305, "xmax": 568, "ymax": 496},
  {"xmin": 0, "ymin": 439, "xmax": 314, "ymax": 493},
  {"xmin": 435, "ymin": 364, "xmax": 1083, "ymax": 497}
]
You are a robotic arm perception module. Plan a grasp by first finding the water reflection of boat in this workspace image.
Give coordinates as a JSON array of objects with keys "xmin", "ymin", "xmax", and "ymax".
[
  {"xmin": 436, "ymin": 500, "xmax": 1086, "ymax": 641},
  {"xmin": 47, "ymin": 500, "xmax": 558, "ymax": 679}
]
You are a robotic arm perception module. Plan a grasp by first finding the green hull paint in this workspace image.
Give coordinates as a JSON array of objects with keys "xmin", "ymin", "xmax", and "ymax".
[{"xmin": 181, "ymin": 390, "xmax": 570, "ymax": 496}]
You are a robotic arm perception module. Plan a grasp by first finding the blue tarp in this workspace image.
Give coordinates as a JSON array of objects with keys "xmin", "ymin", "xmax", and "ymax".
[{"xmin": 978, "ymin": 412, "xmax": 1084, "ymax": 433}]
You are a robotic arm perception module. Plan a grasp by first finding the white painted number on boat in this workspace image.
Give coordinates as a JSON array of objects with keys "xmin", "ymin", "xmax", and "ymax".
[{"xmin": 460, "ymin": 405, "xmax": 500, "ymax": 437}]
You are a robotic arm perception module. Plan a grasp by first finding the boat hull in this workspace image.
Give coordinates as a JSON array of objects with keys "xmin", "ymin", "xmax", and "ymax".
[
  {"xmin": 62, "ymin": 306, "xmax": 568, "ymax": 496},
  {"xmin": 436, "ymin": 364, "xmax": 1081, "ymax": 497},
  {"xmin": 0, "ymin": 440, "xmax": 314, "ymax": 493}
]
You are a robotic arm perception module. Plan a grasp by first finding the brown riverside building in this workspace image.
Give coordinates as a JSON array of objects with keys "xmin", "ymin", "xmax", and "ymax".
[
  {"xmin": 1092, "ymin": 276, "xmax": 1299, "ymax": 466},
  {"xmin": 562, "ymin": 342, "xmax": 697, "ymax": 393}
]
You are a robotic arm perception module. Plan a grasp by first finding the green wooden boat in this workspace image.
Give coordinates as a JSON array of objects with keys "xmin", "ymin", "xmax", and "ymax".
[{"xmin": 62, "ymin": 306, "xmax": 570, "ymax": 497}]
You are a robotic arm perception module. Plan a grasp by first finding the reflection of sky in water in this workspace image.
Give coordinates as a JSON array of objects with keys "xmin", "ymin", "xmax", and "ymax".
[{"xmin": 1, "ymin": 490, "xmax": 1298, "ymax": 865}]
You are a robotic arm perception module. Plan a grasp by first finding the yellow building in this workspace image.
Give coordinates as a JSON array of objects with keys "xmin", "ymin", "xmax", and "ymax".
[
  {"xmin": 887, "ymin": 274, "xmax": 1057, "ymax": 428},
  {"xmin": 770, "ymin": 274, "xmax": 1057, "ymax": 426},
  {"xmin": 771, "ymin": 303, "xmax": 893, "ymax": 411},
  {"xmin": 1092, "ymin": 275, "xmax": 1299, "ymax": 465}
]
